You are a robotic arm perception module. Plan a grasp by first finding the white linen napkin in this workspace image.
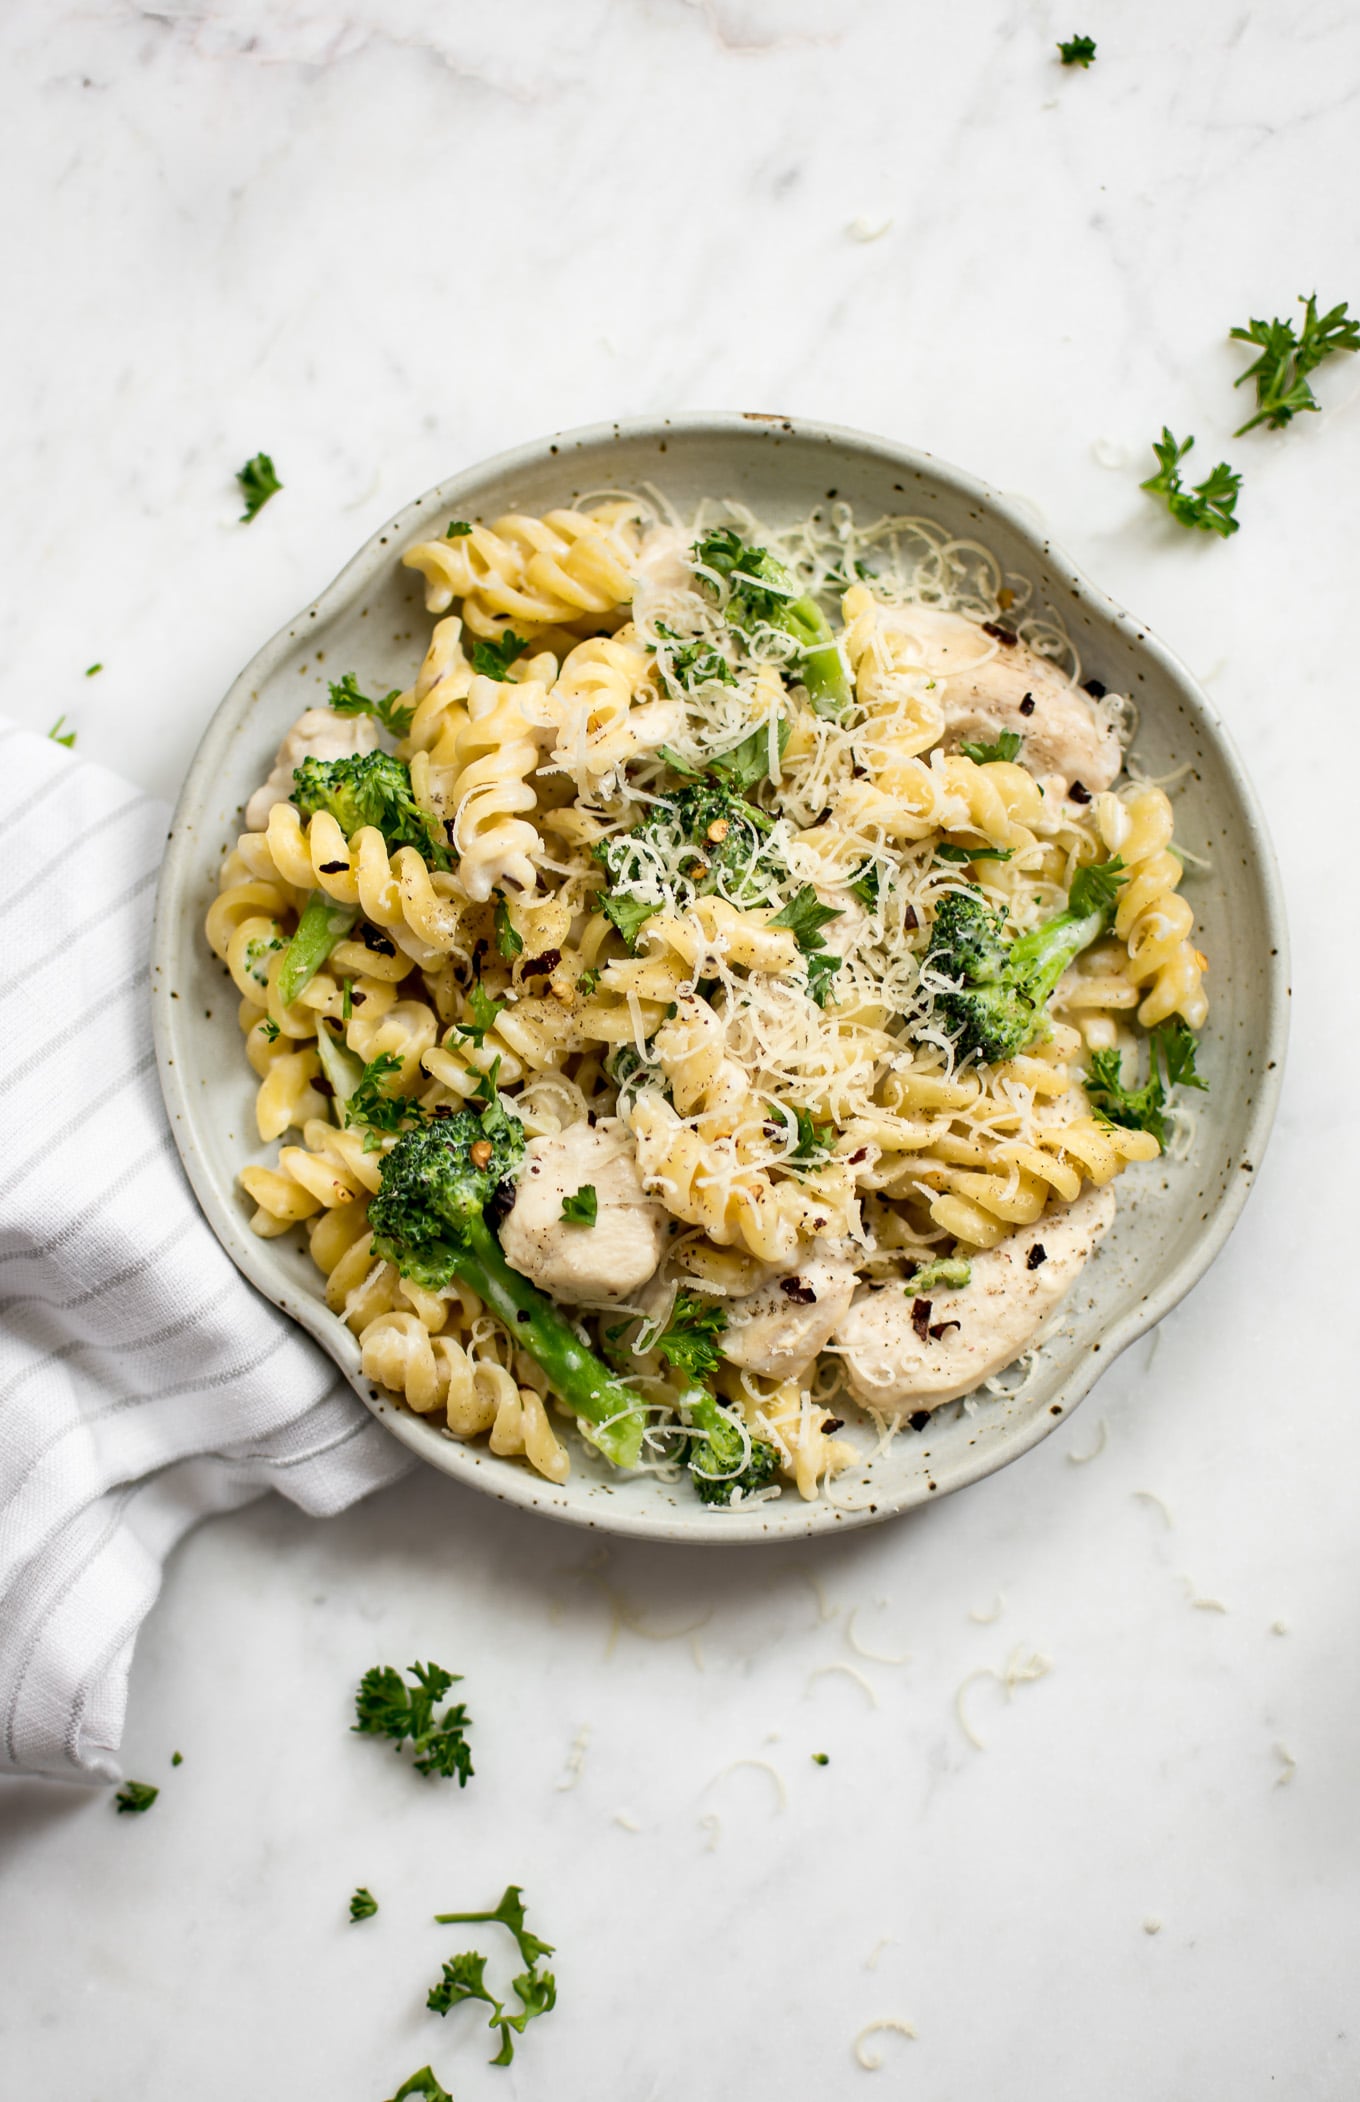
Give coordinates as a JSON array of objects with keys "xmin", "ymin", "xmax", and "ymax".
[{"xmin": 0, "ymin": 721, "xmax": 411, "ymax": 1785}]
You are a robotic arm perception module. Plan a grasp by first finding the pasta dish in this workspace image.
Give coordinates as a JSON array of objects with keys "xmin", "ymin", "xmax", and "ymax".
[{"xmin": 205, "ymin": 495, "xmax": 1209, "ymax": 1507}]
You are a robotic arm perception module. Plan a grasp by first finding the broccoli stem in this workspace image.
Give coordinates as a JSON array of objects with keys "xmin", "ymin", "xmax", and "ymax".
[
  {"xmin": 277, "ymin": 892, "xmax": 357, "ymax": 1006},
  {"xmin": 458, "ymin": 1219, "xmax": 648, "ymax": 1469},
  {"xmin": 785, "ymin": 596, "xmax": 850, "ymax": 714},
  {"xmin": 1008, "ymin": 901, "xmax": 1108, "ymax": 1013}
]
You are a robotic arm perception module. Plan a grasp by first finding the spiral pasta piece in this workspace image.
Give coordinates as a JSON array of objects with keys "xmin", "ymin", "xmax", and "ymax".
[
  {"xmin": 444, "ymin": 675, "xmax": 545, "ymax": 902},
  {"xmin": 1098, "ymin": 787, "xmax": 1209, "ymax": 1029},
  {"xmin": 252, "ymin": 805, "xmax": 464, "ymax": 960}
]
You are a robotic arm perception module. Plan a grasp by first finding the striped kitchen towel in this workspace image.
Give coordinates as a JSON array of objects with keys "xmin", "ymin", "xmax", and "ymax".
[{"xmin": 0, "ymin": 722, "xmax": 411, "ymax": 1785}]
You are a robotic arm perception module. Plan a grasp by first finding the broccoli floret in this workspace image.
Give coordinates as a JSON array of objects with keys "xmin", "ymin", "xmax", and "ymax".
[
  {"xmin": 685, "ymin": 1391, "xmax": 782, "ymax": 1506},
  {"xmin": 649, "ymin": 1291, "xmax": 781, "ymax": 1503},
  {"xmin": 291, "ymin": 751, "xmax": 450, "ymax": 869},
  {"xmin": 368, "ymin": 1103, "xmax": 647, "ymax": 1468},
  {"xmin": 595, "ymin": 777, "xmax": 783, "ymax": 946},
  {"xmin": 923, "ymin": 861, "xmax": 1125, "ymax": 1064},
  {"xmin": 691, "ymin": 529, "xmax": 850, "ymax": 715}
]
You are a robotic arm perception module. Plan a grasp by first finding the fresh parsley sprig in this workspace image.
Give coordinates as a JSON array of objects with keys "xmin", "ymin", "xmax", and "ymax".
[
  {"xmin": 114, "ymin": 1780, "xmax": 159, "ymax": 1814},
  {"xmin": 455, "ymin": 983, "xmax": 506, "ymax": 1048},
  {"xmin": 771, "ymin": 884, "xmax": 844, "ymax": 1009},
  {"xmin": 353, "ymin": 1662, "xmax": 474, "ymax": 1783},
  {"xmin": 1085, "ymin": 1020, "xmax": 1207, "ymax": 1146},
  {"xmin": 429, "ymin": 1887, "xmax": 557, "ymax": 2066},
  {"xmin": 386, "ymin": 2069, "xmax": 452, "ymax": 2102},
  {"xmin": 1058, "ymin": 33, "xmax": 1096, "ymax": 65},
  {"xmin": 470, "ymin": 633, "xmax": 531, "ymax": 682},
  {"xmin": 494, "ymin": 898, "xmax": 524, "ymax": 960},
  {"xmin": 560, "ymin": 1185, "xmax": 598, "ymax": 1227},
  {"xmin": 344, "ymin": 1051, "xmax": 430, "ymax": 1152},
  {"xmin": 236, "ymin": 451, "xmax": 282, "ymax": 522},
  {"xmin": 1231, "ymin": 294, "xmax": 1359, "ymax": 434},
  {"xmin": 328, "ymin": 671, "xmax": 414, "ymax": 741},
  {"xmin": 1140, "ymin": 430, "xmax": 1241, "ymax": 538},
  {"xmin": 959, "ymin": 730, "xmax": 1023, "ymax": 766},
  {"xmin": 350, "ymin": 1887, "xmax": 379, "ymax": 1923}
]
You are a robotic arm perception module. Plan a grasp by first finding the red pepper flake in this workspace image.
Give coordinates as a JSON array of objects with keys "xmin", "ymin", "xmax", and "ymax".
[
  {"xmin": 521, "ymin": 948, "xmax": 562, "ymax": 978},
  {"xmin": 780, "ymin": 1276, "xmax": 817, "ymax": 1305},
  {"xmin": 1069, "ymin": 781, "xmax": 1091, "ymax": 804},
  {"xmin": 350, "ymin": 989, "xmax": 366, "ymax": 1006},
  {"xmin": 821, "ymin": 1417, "xmax": 845, "ymax": 1436},
  {"xmin": 318, "ymin": 860, "xmax": 348, "ymax": 875},
  {"xmin": 929, "ymin": 1319, "xmax": 961, "ymax": 1340},
  {"xmin": 1083, "ymin": 677, "xmax": 1107, "ymax": 699},
  {"xmin": 361, "ymin": 923, "xmax": 397, "ymax": 956},
  {"xmin": 908, "ymin": 1409, "xmax": 931, "ymax": 1432},
  {"xmin": 911, "ymin": 1296, "xmax": 932, "ymax": 1341},
  {"xmin": 469, "ymin": 1139, "xmax": 494, "ymax": 1169},
  {"xmin": 848, "ymin": 1147, "xmax": 870, "ymax": 1165},
  {"xmin": 1018, "ymin": 691, "xmax": 1036, "ymax": 717},
  {"xmin": 1027, "ymin": 1243, "xmax": 1047, "ymax": 1270},
  {"xmin": 903, "ymin": 905, "xmax": 920, "ymax": 931},
  {"xmin": 981, "ymin": 621, "xmax": 1018, "ymax": 646}
]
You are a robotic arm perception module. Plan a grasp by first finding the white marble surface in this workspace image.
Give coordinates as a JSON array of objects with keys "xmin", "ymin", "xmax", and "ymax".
[{"xmin": 3, "ymin": 1, "xmax": 1358, "ymax": 2095}]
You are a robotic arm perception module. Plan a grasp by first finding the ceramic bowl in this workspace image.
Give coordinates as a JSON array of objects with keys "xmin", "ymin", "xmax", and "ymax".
[{"xmin": 152, "ymin": 414, "xmax": 1288, "ymax": 1542}]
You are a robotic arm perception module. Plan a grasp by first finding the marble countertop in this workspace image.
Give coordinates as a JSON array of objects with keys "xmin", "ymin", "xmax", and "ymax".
[{"xmin": 3, "ymin": 2, "xmax": 1358, "ymax": 2096}]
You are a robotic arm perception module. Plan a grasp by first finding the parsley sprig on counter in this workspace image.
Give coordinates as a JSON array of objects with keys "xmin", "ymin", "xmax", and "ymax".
[
  {"xmin": 1140, "ymin": 430, "xmax": 1241, "ymax": 538},
  {"xmin": 114, "ymin": 1780, "xmax": 159, "ymax": 1814},
  {"xmin": 353, "ymin": 1662, "xmax": 474, "ymax": 1784},
  {"xmin": 236, "ymin": 451, "xmax": 282, "ymax": 522},
  {"xmin": 1057, "ymin": 33, "xmax": 1096, "ymax": 65},
  {"xmin": 1231, "ymin": 293, "xmax": 1360, "ymax": 434},
  {"xmin": 429, "ymin": 1886, "xmax": 557, "ymax": 2066}
]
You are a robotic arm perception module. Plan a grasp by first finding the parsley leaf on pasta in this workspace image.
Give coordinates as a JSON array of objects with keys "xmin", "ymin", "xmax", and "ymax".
[
  {"xmin": 328, "ymin": 672, "xmax": 415, "ymax": 740},
  {"xmin": 455, "ymin": 983, "xmax": 506, "ymax": 1047},
  {"xmin": 1085, "ymin": 1021, "xmax": 1208, "ymax": 1145},
  {"xmin": 959, "ymin": 731, "xmax": 1023, "ymax": 765},
  {"xmin": 494, "ymin": 898, "xmax": 524, "ymax": 959},
  {"xmin": 445, "ymin": 519, "xmax": 473, "ymax": 538},
  {"xmin": 560, "ymin": 1185, "xmax": 598, "ymax": 1227},
  {"xmin": 344, "ymin": 1053, "xmax": 430, "ymax": 1151},
  {"xmin": 470, "ymin": 633, "xmax": 531, "ymax": 682}
]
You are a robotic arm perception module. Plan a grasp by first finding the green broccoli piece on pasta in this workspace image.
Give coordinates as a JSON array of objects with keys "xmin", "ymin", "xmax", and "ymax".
[
  {"xmin": 368, "ymin": 1105, "xmax": 649, "ymax": 1469},
  {"xmin": 691, "ymin": 528, "xmax": 850, "ymax": 714},
  {"xmin": 290, "ymin": 750, "xmax": 450, "ymax": 868},
  {"xmin": 651, "ymin": 1292, "xmax": 781, "ymax": 1504},
  {"xmin": 594, "ymin": 776, "xmax": 783, "ymax": 946},
  {"xmin": 922, "ymin": 861, "xmax": 1126, "ymax": 1064}
]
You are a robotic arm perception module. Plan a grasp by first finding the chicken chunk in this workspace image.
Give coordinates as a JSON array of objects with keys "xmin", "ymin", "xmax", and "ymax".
[
  {"xmin": 720, "ymin": 1240, "xmax": 860, "ymax": 1382},
  {"xmin": 244, "ymin": 706, "xmax": 380, "ymax": 831},
  {"xmin": 869, "ymin": 603, "xmax": 1120, "ymax": 797},
  {"xmin": 499, "ymin": 1118, "xmax": 671, "ymax": 1307},
  {"xmin": 833, "ymin": 1184, "xmax": 1116, "ymax": 1412}
]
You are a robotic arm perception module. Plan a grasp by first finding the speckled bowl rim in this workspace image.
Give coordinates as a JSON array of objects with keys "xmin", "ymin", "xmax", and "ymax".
[{"xmin": 152, "ymin": 411, "xmax": 1289, "ymax": 1544}]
